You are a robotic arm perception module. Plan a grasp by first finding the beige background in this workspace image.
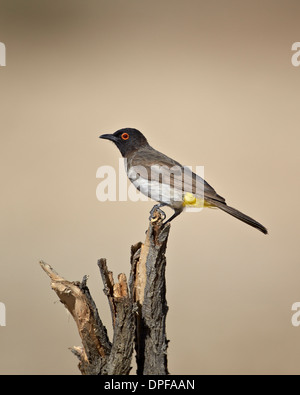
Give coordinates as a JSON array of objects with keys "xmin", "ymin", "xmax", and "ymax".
[{"xmin": 0, "ymin": 0, "xmax": 300, "ymax": 375}]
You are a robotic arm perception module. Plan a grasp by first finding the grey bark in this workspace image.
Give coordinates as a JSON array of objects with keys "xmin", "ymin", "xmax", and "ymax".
[
  {"xmin": 129, "ymin": 215, "xmax": 170, "ymax": 375},
  {"xmin": 40, "ymin": 208, "xmax": 170, "ymax": 375}
]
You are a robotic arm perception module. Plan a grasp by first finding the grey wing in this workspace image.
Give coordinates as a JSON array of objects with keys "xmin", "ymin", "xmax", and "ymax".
[
  {"xmin": 129, "ymin": 147, "xmax": 226, "ymax": 204},
  {"xmin": 182, "ymin": 166, "xmax": 226, "ymax": 204}
]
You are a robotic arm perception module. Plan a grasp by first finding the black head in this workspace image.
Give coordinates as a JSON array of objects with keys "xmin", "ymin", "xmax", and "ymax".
[{"xmin": 99, "ymin": 128, "xmax": 149, "ymax": 157}]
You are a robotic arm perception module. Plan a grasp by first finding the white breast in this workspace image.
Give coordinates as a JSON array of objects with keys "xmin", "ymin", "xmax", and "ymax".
[{"xmin": 127, "ymin": 167, "xmax": 183, "ymax": 208}]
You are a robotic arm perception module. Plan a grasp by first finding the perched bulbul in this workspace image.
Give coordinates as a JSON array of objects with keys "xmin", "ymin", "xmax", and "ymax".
[{"xmin": 100, "ymin": 128, "xmax": 268, "ymax": 234}]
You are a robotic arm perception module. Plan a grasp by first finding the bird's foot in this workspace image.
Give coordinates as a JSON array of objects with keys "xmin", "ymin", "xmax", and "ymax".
[{"xmin": 149, "ymin": 204, "xmax": 166, "ymax": 223}]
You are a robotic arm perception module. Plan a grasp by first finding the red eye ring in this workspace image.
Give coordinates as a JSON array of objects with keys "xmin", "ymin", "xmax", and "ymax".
[{"xmin": 121, "ymin": 133, "xmax": 129, "ymax": 140}]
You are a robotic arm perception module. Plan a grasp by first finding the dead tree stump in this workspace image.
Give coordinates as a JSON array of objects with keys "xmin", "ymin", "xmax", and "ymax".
[{"xmin": 40, "ymin": 210, "xmax": 170, "ymax": 375}]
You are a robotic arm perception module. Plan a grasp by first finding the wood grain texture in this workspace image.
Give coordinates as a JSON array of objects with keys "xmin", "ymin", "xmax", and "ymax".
[{"xmin": 40, "ymin": 208, "xmax": 170, "ymax": 375}]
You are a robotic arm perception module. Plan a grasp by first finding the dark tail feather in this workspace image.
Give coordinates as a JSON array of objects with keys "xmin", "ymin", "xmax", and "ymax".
[{"xmin": 214, "ymin": 202, "xmax": 268, "ymax": 235}]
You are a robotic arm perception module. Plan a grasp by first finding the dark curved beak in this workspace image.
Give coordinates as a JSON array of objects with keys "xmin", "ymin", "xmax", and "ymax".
[{"xmin": 99, "ymin": 133, "xmax": 117, "ymax": 142}]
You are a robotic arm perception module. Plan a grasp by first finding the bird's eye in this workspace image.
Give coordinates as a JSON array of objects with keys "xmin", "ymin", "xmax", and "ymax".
[{"xmin": 121, "ymin": 132, "xmax": 129, "ymax": 140}]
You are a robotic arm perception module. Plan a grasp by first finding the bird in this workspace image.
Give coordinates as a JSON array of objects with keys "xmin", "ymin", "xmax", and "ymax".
[{"xmin": 99, "ymin": 128, "xmax": 268, "ymax": 234}]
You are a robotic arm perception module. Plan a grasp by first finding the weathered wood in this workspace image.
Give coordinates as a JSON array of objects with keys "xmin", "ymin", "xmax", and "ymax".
[
  {"xmin": 97, "ymin": 260, "xmax": 135, "ymax": 375},
  {"xmin": 97, "ymin": 258, "xmax": 116, "ymax": 328},
  {"xmin": 130, "ymin": 210, "xmax": 170, "ymax": 375},
  {"xmin": 40, "ymin": 208, "xmax": 170, "ymax": 375},
  {"xmin": 40, "ymin": 260, "xmax": 134, "ymax": 375}
]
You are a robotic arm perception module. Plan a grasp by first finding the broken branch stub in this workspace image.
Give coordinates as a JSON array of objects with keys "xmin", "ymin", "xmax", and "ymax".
[
  {"xmin": 40, "ymin": 260, "xmax": 134, "ymax": 375},
  {"xmin": 130, "ymin": 209, "xmax": 170, "ymax": 375},
  {"xmin": 40, "ymin": 207, "xmax": 171, "ymax": 375}
]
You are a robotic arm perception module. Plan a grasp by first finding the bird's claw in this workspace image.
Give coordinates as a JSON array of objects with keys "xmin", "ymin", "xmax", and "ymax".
[{"xmin": 149, "ymin": 205, "xmax": 166, "ymax": 222}]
